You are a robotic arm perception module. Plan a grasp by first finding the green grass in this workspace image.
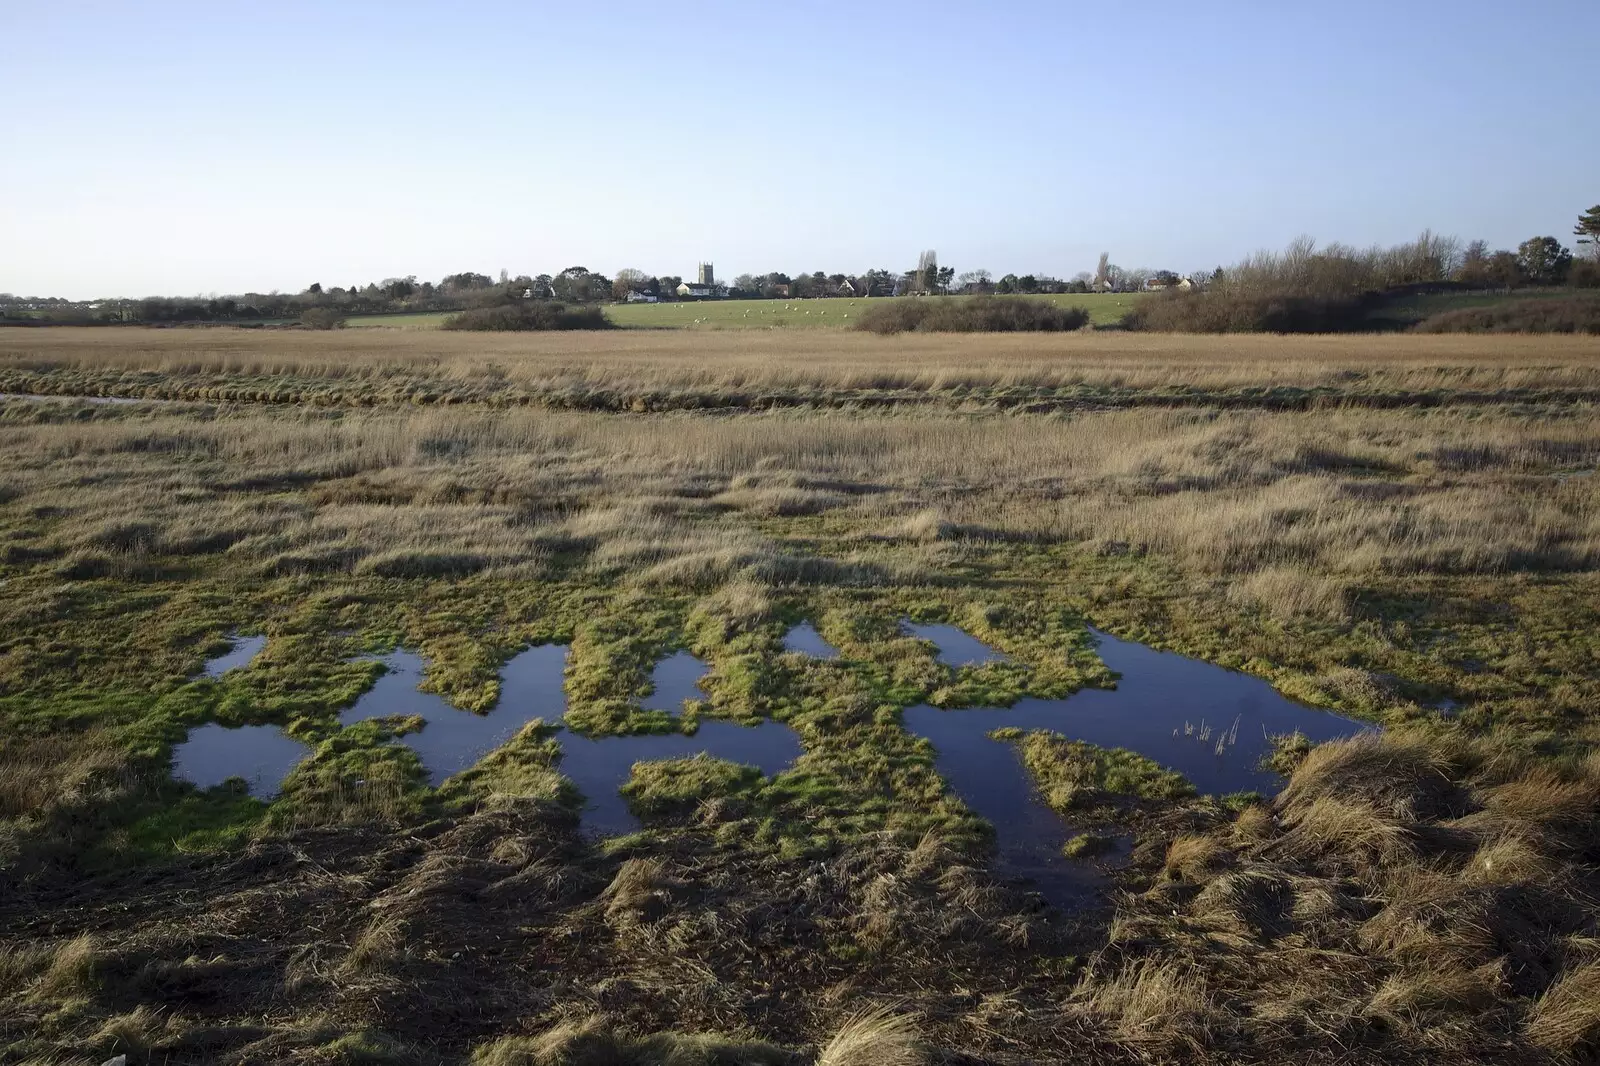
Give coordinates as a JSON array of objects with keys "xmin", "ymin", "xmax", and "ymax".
[
  {"xmin": 1371, "ymin": 287, "xmax": 1587, "ymax": 327},
  {"xmin": 342, "ymin": 311, "xmax": 456, "ymax": 330}
]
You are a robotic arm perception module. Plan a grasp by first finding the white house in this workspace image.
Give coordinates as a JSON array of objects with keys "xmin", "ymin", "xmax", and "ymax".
[
  {"xmin": 624, "ymin": 291, "xmax": 659, "ymax": 303},
  {"xmin": 676, "ymin": 282, "xmax": 715, "ymax": 299}
]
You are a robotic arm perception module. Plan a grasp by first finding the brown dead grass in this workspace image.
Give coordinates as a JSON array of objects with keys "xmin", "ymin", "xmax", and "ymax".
[
  {"xmin": 4, "ymin": 325, "xmax": 1598, "ymax": 395},
  {"xmin": 816, "ymin": 1008, "xmax": 925, "ymax": 1066}
]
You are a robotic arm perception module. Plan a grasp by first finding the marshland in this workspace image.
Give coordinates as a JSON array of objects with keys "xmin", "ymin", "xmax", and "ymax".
[{"xmin": 3, "ymin": 326, "xmax": 1600, "ymax": 1065}]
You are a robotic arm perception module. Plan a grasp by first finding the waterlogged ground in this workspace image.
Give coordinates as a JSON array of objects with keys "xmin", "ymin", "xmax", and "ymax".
[
  {"xmin": 169, "ymin": 618, "xmax": 1363, "ymax": 901},
  {"xmin": 199, "ymin": 633, "xmax": 267, "ymax": 678},
  {"xmin": 5, "ymin": 347, "xmax": 1599, "ymax": 1063}
]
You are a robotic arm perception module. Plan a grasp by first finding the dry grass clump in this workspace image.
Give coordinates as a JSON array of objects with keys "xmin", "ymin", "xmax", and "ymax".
[
  {"xmin": 815, "ymin": 1008, "xmax": 925, "ymax": 1066},
  {"xmin": 1526, "ymin": 959, "xmax": 1600, "ymax": 1055},
  {"xmin": 1224, "ymin": 566, "xmax": 1351, "ymax": 622},
  {"xmin": 1163, "ymin": 834, "xmax": 1229, "ymax": 882},
  {"xmin": 713, "ymin": 473, "xmax": 851, "ymax": 517},
  {"xmin": 689, "ymin": 580, "xmax": 774, "ymax": 637},
  {"xmin": 1278, "ymin": 731, "xmax": 1460, "ymax": 821},
  {"xmin": 0, "ymin": 730, "xmax": 129, "ymax": 820},
  {"xmin": 1076, "ymin": 959, "xmax": 1220, "ymax": 1054},
  {"xmin": 472, "ymin": 1015, "xmax": 792, "ymax": 1065},
  {"xmin": 601, "ymin": 858, "xmax": 679, "ymax": 927},
  {"xmin": 33, "ymin": 934, "xmax": 100, "ymax": 1000},
  {"xmin": 1071, "ymin": 730, "xmax": 1600, "ymax": 1062}
]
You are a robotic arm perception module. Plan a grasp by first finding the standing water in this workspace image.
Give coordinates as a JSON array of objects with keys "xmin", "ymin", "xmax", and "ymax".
[
  {"xmin": 558, "ymin": 722, "xmax": 804, "ymax": 836},
  {"xmin": 781, "ymin": 622, "xmax": 840, "ymax": 659},
  {"xmin": 337, "ymin": 646, "xmax": 568, "ymax": 784},
  {"xmin": 170, "ymin": 723, "xmax": 312, "ymax": 798},
  {"xmin": 901, "ymin": 624, "xmax": 1368, "ymax": 898},
  {"xmin": 904, "ymin": 622, "xmax": 1010, "ymax": 666},
  {"xmin": 200, "ymin": 634, "xmax": 268, "ymax": 678},
  {"xmin": 642, "ymin": 650, "xmax": 711, "ymax": 714}
]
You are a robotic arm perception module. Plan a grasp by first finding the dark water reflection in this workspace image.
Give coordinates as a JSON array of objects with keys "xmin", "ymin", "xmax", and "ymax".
[
  {"xmin": 642, "ymin": 650, "xmax": 710, "ymax": 714},
  {"xmin": 170, "ymin": 723, "xmax": 311, "ymax": 797},
  {"xmin": 781, "ymin": 623, "xmax": 840, "ymax": 659},
  {"xmin": 901, "ymin": 626, "xmax": 1368, "ymax": 899},
  {"xmin": 201, "ymin": 634, "xmax": 267, "ymax": 678},
  {"xmin": 337, "ymin": 646, "xmax": 568, "ymax": 784},
  {"xmin": 171, "ymin": 624, "xmax": 1369, "ymax": 907},
  {"xmin": 560, "ymin": 722, "xmax": 803, "ymax": 836},
  {"xmin": 904, "ymin": 622, "xmax": 1010, "ymax": 666}
]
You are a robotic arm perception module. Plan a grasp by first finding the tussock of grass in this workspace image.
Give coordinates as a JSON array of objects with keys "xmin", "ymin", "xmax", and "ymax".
[
  {"xmin": 1077, "ymin": 959, "xmax": 1218, "ymax": 1054},
  {"xmin": 472, "ymin": 1015, "xmax": 792, "ymax": 1066},
  {"xmin": 1014, "ymin": 731, "xmax": 1194, "ymax": 814},
  {"xmin": 816, "ymin": 1008, "xmax": 925, "ymax": 1066},
  {"xmin": 1163, "ymin": 834, "xmax": 1229, "ymax": 882},
  {"xmin": 34, "ymin": 934, "xmax": 99, "ymax": 1000},
  {"xmin": 1225, "ymin": 565, "xmax": 1351, "ymax": 622},
  {"xmin": 354, "ymin": 549, "xmax": 491, "ymax": 579},
  {"xmin": 1527, "ymin": 959, "xmax": 1600, "ymax": 1054},
  {"xmin": 621, "ymin": 755, "xmax": 763, "ymax": 822},
  {"xmin": 1278, "ymin": 732, "xmax": 1460, "ymax": 821},
  {"xmin": 601, "ymin": 858, "xmax": 678, "ymax": 927},
  {"xmin": 1062, "ymin": 832, "xmax": 1116, "ymax": 858}
]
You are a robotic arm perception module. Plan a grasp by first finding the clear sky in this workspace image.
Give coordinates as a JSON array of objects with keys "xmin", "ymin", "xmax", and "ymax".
[{"xmin": 4, "ymin": 1, "xmax": 1596, "ymax": 299}]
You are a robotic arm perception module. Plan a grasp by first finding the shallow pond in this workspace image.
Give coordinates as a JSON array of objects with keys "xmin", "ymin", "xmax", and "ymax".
[
  {"xmin": 901, "ymin": 626, "xmax": 1368, "ymax": 895},
  {"xmin": 642, "ymin": 650, "xmax": 710, "ymax": 714},
  {"xmin": 782, "ymin": 622, "xmax": 839, "ymax": 659},
  {"xmin": 201, "ymin": 634, "xmax": 268, "ymax": 678},
  {"xmin": 559, "ymin": 722, "xmax": 804, "ymax": 836},
  {"xmin": 338, "ymin": 646, "xmax": 568, "ymax": 784},
  {"xmin": 170, "ymin": 723, "xmax": 312, "ymax": 797},
  {"xmin": 171, "ymin": 623, "xmax": 1367, "ymax": 904},
  {"xmin": 177, "ymin": 642, "xmax": 802, "ymax": 835},
  {"xmin": 904, "ymin": 622, "xmax": 1010, "ymax": 666}
]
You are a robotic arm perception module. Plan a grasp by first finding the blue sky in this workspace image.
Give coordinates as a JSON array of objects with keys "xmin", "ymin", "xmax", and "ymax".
[{"xmin": 4, "ymin": 1, "xmax": 1596, "ymax": 298}]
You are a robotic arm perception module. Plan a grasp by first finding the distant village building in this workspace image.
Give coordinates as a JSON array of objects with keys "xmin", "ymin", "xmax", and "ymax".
[
  {"xmin": 677, "ymin": 261, "xmax": 719, "ymax": 299},
  {"xmin": 1144, "ymin": 275, "xmax": 1194, "ymax": 292},
  {"xmin": 624, "ymin": 291, "xmax": 659, "ymax": 303}
]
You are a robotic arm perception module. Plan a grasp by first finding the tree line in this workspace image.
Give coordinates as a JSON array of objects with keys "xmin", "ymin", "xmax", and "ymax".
[{"xmin": 4, "ymin": 204, "xmax": 1596, "ymax": 326}]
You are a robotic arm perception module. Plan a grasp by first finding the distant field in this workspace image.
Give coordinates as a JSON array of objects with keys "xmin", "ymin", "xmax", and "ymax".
[
  {"xmin": 342, "ymin": 311, "xmax": 456, "ymax": 330},
  {"xmin": 604, "ymin": 292, "xmax": 1142, "ymax": 330},
  {"xmin": 1374, "ymin": 287, "xmax": 1588, "ymax": 325},
  {"xmin": 341, "ymin": 294, "xmax": 1141, "ymax": 331}
]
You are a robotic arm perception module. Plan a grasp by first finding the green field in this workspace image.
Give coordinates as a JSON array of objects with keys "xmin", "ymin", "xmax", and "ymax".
[
  {"xmin": 1372, "ymin": 286, "xmax": 1585, "ymax": 325},
  {"xmin": 341, "ymin": 310, "xmax": 456, "ymax": 330},
  {"xmin": 341, "ymin": 293, "xmax": 1144, "ymax": 331}
]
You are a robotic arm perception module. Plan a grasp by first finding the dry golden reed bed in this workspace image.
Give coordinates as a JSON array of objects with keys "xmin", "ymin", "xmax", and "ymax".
[{"xmin": 4, "ymin": 326, "xmax": 1600, "ymax": 397}]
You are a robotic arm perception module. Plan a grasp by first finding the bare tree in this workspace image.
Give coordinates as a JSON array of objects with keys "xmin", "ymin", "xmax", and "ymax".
[
  {"xmin": 1093, "ymin": 253, "xmax": 1110, "ymax": 293},
  {"xmin": 916, "ymin": 250, "xmax": 938, "ymax": 293},
  {"xmin": 611, "ymin": 268, "xmax": 648, "ymax": 301}
]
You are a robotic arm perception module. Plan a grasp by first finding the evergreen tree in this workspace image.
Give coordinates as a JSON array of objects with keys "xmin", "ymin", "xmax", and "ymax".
[{"xmin": 1575, "ymin": 204, "xmax": 1600, "ymax": 260}]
